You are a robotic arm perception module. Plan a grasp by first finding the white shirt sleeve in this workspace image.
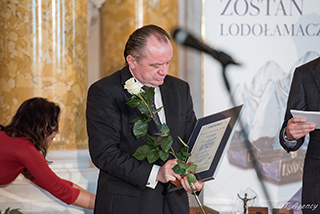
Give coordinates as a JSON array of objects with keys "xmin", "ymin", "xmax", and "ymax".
[{"xmin": 146, "ymin": 164, "xmax": 160, "ymax": 189}]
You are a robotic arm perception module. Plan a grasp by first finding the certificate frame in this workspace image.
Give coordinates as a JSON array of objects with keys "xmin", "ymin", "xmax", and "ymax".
[{"xmin": 169, "ymin": 104, "xmax": 244, "ymax": 192}]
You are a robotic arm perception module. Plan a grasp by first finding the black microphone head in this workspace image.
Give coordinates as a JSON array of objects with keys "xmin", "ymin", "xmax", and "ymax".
[
  {"xmin": 172, "ymin": 28, "xmax": 189, "ymax": 45},
  {"xmin": 171, "ymin": 27, "xmax": 240, "ymax": 66},
  {"xmin": 172, "ymin": 27, "xmax": 214, "ymax": 56}
]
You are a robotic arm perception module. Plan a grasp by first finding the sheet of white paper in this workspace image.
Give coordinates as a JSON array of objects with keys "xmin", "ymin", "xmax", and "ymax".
[
  {"xmin": 188, "ymin": 117, "xmax": 231, "ymax": 173},
  {"xmin": 290, "ymin": 109, "xmax": 320, "ymax": 129}
]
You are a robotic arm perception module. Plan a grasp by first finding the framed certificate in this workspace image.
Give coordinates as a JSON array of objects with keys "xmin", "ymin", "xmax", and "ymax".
[{"xmin": 169, "ymin": 104, "xmax": 244, "ymax": 191}]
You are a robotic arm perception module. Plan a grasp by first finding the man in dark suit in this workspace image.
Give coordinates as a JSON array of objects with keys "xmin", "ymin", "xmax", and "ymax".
[
  {"xmin": 279, "ymin": 57, "xmax": 320, "ymax": 214},
  {"xmin": 86, "ymin": 25, "xmax": 204, "ymax": 214}
]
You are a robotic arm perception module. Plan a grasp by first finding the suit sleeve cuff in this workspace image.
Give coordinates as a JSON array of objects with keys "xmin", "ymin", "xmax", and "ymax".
[
  {"xmin": 283, "ymin": 127, "xmax": 298, "ymax": 149},
  {"xmin": 146, "ymin": 164, "xmax": 160, "ymax": 189}
]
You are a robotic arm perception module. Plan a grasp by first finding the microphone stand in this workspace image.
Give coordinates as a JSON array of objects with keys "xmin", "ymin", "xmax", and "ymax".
[{"xmin": 219, "ymin": 57, "xmax": 274, "ymax": 211}]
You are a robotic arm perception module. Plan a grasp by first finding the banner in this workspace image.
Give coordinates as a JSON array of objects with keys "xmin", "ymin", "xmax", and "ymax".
[{"xmin": 203, "ymin": 0, "xmax": 320, "ymax": 213}]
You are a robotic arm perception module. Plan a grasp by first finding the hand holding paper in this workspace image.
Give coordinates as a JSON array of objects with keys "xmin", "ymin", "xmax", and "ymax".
[
  {"xmin": 286, "ymin": 110, "xmax": 317, "ymax": 140},
  {"xmin": 291, "ymin": 110, "xmax": 320, "ymax": 128}
]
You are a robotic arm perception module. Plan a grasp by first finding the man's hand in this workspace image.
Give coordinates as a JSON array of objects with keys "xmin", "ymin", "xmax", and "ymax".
[
  {"xmin": 156, "ymin": 159, "xmax": 204, "ymax": 194},
  {"xmin": 286, "ymin": 117, "xmax": 315, "ymax": 141},
  {"xmin": 180, "ymin": 176, "xmax": 204, "ymax": 194},
  {"xmin": 156, "ymin": 159, "xmax": 181, "ymax": 183}
]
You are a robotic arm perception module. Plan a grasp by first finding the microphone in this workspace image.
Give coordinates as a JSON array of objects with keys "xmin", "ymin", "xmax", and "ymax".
[{"xmin": 172, "ymin": 28, "xmax": 239, "ymax": 66}]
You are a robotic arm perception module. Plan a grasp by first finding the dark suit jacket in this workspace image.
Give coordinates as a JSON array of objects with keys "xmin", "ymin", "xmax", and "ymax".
[
  {"xmin": 279, "ymin": 57, "xmax": 320, "ymax": 210},
  {"xmin": 86, "ymin": 66, "xmax": 197, "ymax": 214}
]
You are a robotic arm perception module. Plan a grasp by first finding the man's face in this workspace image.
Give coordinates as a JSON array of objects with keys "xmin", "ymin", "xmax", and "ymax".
[{"xmin": 128, "ymin": 35, "xmax": 173, "ymax": 87}]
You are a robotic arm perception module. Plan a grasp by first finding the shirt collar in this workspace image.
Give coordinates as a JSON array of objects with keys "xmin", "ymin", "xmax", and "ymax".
[{"xmin": 128, "ymin": 66, "xmax": 144, "ymax": 88}]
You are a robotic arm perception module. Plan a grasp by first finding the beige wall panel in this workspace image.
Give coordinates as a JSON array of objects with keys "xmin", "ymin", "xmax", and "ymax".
[
  {"xmin": 100, "ymin": 0, "xmax": 179, "ymax": 78},
  {"xmin": 100, "ymin": 0, "xmax": 136, "ymax": 77},
  {"xmin": 143, "ymin": 0, "xmax": 179, "ymax": 77},
  {"xmin": 0, "ymin": 0, "xmax": 88, "ymax": 150}
]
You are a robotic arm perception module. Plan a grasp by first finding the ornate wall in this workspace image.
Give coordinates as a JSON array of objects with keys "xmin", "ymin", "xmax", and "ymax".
[
  {"xmin": 100, "ymin": 0, "xmax": 179, "ymax": 77},
  {"xmin": 0, "ymin": 0, "xmax": 88, "ymax": 150}
]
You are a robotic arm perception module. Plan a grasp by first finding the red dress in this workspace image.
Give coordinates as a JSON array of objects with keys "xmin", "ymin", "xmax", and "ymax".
[{"xmin": 0, "ymin": 131, "xmax": 80, "ymax": 204}]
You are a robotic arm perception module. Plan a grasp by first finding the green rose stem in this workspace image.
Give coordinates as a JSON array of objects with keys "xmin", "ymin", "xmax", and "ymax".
[
  {"xmin": 189, "ymin": 182, "xmax": 206, "ymax": 214},
  {"xmin": 178, "ymin": 136, "xmax": 206, "ymax": 214},
  {"xmin": 169, "ymin": 147, "xmax": 178, "ymax": 159},
  {"xmin": 136, "ymin": 93, "xmax": 162, "ymax": 132},
  {"xmin": 125, "ymin": 78, "xmax": 203, "ymax": 212},
  {"xmin": 137, "ymin": 94, "xmax": 152, "ymax": 115}
]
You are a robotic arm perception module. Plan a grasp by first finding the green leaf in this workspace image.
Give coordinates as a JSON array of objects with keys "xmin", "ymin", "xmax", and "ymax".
[
  {"xmin": 181, "ymin": 147, "xmax": 191, "ymax": 158},
  {"xmin": 140, "ymin": 91, "xmax": 147, "ymax": 100},
  {"xmin": 148, "ymin": 144, "xmax": 159, "ymax": 152},
  {"xmin": 144, "ymin": 87, "xmax": 155, "ymax": 99},
  {"xmin": 177, "ymin": 159, "xmax": 189, "ymax": 170},
  {"xmin": 172, "ymin": 164, "xmax": 186, "ymax": 175},
  {"xmin": 186, "ymin": 173, "xmax": 197, "ymax": 183},
  {"xmin": 147, "ymin": 150, "xmax": 160, "ymax": 163},
  {"xmin": 175, "ymin": 147, "xmax": 191, "ymax": 161},
  {"xmin": 160, "ymin": 135, "xmax": 173, "ymax": 152},
  {"xmin": 131, "ymin": 114, "xmax": 148, "ymax": 123},
  {"xmin": 137, "ymin": 102, "xmax": 149, "ymax": 114},
  {"xmin": 176, "ymin": 151, "xmax": 185, "ymax": 161},
  {"xmin": 126, "ymin": 96, "xmax": 140, "ymax": 108},
  {"xmin": 4, "ymin": 208, "xmax": 10, "ymax": 214},
  {"xmin": 152, "ymin": 106, "xmax": 163, "ymax": 115},
  {"xmin": 9, "ymin": 209, "xmax": 23, "ymax": 214},
  {"xmin": 160, "ymin": 123, "xmax": 170, "ymax": 134},
  {"xmin": 159, "ymin": 150, "xmax": 169, "ymax": 162},
  {"xmin": 146, "ymin": 135, "xmax": 156, "ymax": 145},
  {"xmin": 133, "ymin": 119, "xmax": 148, "ymax": 138},
  {"xmin": 154, "ymin": 135, "xmax": 165, "ymax": 146},
  {"xmin": 147, "ymin": 102, "xmax": 154, "ymax": 111},
  {"xmin": 133, "ymin": 145, "xmax": 150, "ymax": 160},
  {"xmin": 186, "ymin": 164, "xmax": 197, "ymax": 173}
]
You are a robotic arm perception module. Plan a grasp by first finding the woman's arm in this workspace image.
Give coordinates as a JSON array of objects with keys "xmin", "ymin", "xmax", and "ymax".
[
  {"xmin": 72, "ymin": 183, "xmax": 95, "ymax": 210},
  {"xmin": 17, "ymin": 141, "xmax": 95, "ymax": 207}
]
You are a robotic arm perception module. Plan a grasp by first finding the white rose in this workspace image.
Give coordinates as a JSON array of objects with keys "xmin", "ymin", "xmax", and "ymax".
[{"xmin": 124, "ymin": 77, "xmax": 142, "ymax": 95}]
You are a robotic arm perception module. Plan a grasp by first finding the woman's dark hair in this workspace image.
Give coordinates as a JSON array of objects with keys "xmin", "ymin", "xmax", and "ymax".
[
  {"xmin": 2, "ymin": 97, "xmax": 60, "ymax": 180},
  {"xmin": 124, "ymin": 24, "xmax": 171, "ymax": 65}
]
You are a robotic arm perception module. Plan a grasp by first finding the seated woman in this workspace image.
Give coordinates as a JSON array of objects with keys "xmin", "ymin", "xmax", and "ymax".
[{"xmin": 0, "ymin": 97, "xmax": 95, "ymax": 209}]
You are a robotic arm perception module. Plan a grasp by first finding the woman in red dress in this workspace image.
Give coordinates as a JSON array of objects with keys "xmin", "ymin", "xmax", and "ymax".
[{"xmin": 0, "ymin": 97, "xmax": 95, "ymax": 209}]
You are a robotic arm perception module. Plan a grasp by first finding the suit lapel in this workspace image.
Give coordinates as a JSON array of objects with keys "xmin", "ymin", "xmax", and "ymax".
[
  {"xmin": 160, "ymin": 78, "xmax": 181, "ymax": 152},
  {"xmin": 160, "ymin": 78, "xmax": 176, "ymax": 129},
  {"xmin": 120, "ymin": 67, "xmax": 142, "ymax": 117},
  {"xmin": 120, "ymin": 66, "xmax": 134, "ymax": 99},
  {"xmin": 311, "ymin": 60, "xmax": 320, "ymax": 95}
]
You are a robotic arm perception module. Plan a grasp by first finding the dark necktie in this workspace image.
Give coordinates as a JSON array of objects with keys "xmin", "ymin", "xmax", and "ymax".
[{"xmin": 143, "ymin": 86, "xmax": 162, "ymax": 129}]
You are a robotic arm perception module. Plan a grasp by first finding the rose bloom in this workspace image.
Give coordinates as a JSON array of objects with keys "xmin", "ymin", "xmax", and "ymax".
[{"xmin": 124, "ymin": 78, "xmax": 141, "ymax": 95}]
